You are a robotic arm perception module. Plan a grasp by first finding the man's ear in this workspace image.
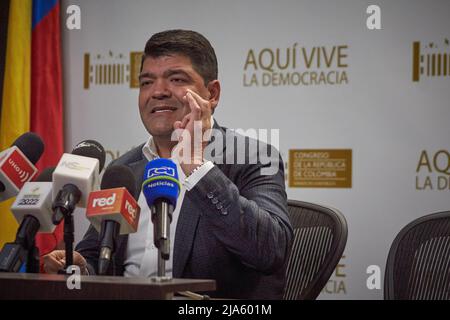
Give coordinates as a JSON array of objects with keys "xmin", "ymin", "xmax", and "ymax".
[{"xmin": 207, "ymin": 80, "xmax": 221, "ymax": 113}]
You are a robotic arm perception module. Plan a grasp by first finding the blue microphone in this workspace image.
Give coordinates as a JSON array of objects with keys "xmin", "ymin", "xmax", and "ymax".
[
  {"xmin": 142, "ymin": 158, "xmax": 180, "ymax": 207},
  {"xmin": 142, "ymin": 159, "xmax": 180, "ymax": 267}
]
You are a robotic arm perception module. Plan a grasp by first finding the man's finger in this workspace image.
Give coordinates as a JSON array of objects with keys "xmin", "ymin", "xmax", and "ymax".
[
  {"xmin": 186, "ymin": 92, "xmax": 202, "ymax": 120},
  {"xmin": 186, "ymin": 89, "xmax": 207, "ymax": 105},
  {"xmin": 73, "ymin": 252, "xmax": 88, "ymax": 269},
  {"xmin": 180, "ymin": 113, "xmax": 191, "ymax": 128},
  {"xmin": 187, "ymin": 89, "xmax": 212, "ymax": 115},
  {"xmin": 52, "ymin": 250, "xmax": 66, "ymax": 259},
  {"xmin": 43, "ymin": 255, "xmax": 65, "ymax": 273}
]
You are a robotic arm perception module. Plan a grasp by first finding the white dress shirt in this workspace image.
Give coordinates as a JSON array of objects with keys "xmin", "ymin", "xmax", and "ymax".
[{"xmin": 123, "ymin": 122, "xmax": 214, "ymax": 278}]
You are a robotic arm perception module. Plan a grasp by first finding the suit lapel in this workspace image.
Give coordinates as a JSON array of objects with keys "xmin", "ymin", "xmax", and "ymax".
[
  {"xmin": 124, "ymin": 152, "xmax": 200, "ymax": 277},
  {"xmin": 173, "ymin": 123, "xmax": 227, "ymax": 277},
  {"xmin": 128, "ymin": 157, "xmax": 148, "ymax": 192},
  {"xmin": 121, "ymin": 128, "xmax": 227, "ymax": 277}
]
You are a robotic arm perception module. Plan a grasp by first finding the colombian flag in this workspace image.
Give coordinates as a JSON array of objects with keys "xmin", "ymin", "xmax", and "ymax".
[{"xmin": 0, "ymin": 0, "xmax": 64, "ymax": 259}]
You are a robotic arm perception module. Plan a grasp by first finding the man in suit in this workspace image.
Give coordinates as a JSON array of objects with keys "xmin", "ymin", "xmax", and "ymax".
[{"xmin": 44, "ymin": 29, "xmax": 293, "ymax": 299}]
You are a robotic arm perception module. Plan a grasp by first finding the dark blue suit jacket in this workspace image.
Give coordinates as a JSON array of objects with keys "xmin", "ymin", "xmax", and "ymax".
[{"xmin": 76, "ymin": 123, "xmax": 293, "ymax": 299}]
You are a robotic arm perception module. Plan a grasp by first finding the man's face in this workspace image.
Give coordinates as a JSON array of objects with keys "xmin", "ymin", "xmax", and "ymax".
[{"xmin": 138, "ymin": 54, "xmax": 211, "ymax": 138}]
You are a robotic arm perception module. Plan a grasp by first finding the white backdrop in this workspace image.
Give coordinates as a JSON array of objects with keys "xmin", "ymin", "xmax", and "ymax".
[{"xmin": 61, "ymin": 0, "xmax": 450, "ymax": 299}]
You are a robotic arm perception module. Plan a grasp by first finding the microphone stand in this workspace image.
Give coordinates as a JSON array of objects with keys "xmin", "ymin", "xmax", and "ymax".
[
  {"xmin": 26, "ymin": 240, "xmax": 40, "ymax": 273},
  {"xmin": 17, "ymin": 215, "xmax": 41, "ymax": 273},
  {"xmin": 98, "ymin": 220, "xmax": 121, "ymax": 275},
  {"xmin": 0, "ymin": 215, "xmax": 40, "ymax": 273},
  {"xmin": 151, "ymin": 199, "xmax": 173, "ymax": 282},
  {"xmin": 52, "ymin": 207, "xmax": 75, "ymax": 273},
  {"xmin": 63, "ymin": 211, "xmax": 74, "ymax": 269},
  {"xmin": 52, "ymin": 184, "xmax": 81, "ymax": 273}
]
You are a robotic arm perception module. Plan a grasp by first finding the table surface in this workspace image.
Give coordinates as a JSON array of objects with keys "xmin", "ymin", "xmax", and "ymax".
[{"xmin": 0, "ymin": 272, "xmax": 216, "ymax": 300}]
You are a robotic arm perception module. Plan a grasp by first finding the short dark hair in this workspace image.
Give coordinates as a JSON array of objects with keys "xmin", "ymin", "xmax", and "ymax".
[{"xmin": 141, "ymin": 29, "xmax": 218, "ymax": 85}]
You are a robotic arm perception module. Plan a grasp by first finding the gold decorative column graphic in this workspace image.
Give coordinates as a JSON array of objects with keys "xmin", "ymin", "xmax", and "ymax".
[
  {"xmin": 129, "ymin": 52, "xmax": 143, "ymax": 88},
  {"xmin": 413, "ymin": 39, "xmax": 450, "ymax": 82},
  {"xmin": 83, "ymin": 51, "xmax": 143, "ymax": 89},
  {"xmin": 412, "ymin": 42, "xmax": 420, "ymax": 82},
  {"xmin": 84, "ymin": 53, "xmax": 90, "ymax": 89}
]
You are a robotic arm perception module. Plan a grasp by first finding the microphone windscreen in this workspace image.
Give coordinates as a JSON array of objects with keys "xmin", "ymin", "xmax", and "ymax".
[
  {"xmin": 101, "ymin": 165, "xmax": 137, "ymax": 200},
  {"xmin": 142, "ymin": 158, "xmax": 180, "ymax": 207},
  {"xmin": 11, "ymin": 132, "xmax": 45, "ymax": 165},
  {"xmin": 36, "ymin": 167, "xmax": 56, "ymax": 182},
  {"xmin": 71, "ymin": 140, "xmax": 106, "ymax": 172}
]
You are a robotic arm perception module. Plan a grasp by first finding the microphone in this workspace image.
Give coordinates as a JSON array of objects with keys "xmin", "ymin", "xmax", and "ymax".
[
  {"xmin": 52, "ymin": 140, "xmax": 106, "ymax": 224},
  {"xmin": 142, "ymin": 158, "xmax": 180, "ymax": 275},
  {"xmin": 86, "ymin": 165, "xmax": 140, "ymax": 275},
  {"xmin": 11, "ymin": 167, "xmax": 56, "ymax": 234},
  {"xmin": 0, "ymin": 167, "xmax": 54, "ymax": 273},
  {"xmin": 51, "ymin": 140, "xmax": 105, "ymax": 270},
  {"xmin": 0, "ymin": 132, "xmax": 44, "ymax": 202}
]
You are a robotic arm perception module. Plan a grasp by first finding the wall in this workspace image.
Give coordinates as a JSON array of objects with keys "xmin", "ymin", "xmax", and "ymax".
[{"xmin": 61, "ymin": 0, "xmax": 450, "ymax": 299}]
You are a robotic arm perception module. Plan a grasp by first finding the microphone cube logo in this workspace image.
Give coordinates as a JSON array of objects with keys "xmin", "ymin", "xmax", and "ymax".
[
  {"xmin": 146, "ymin": 166, "xmax": 176, "ymax": 178},
  {"xmin": 92, "ymin": 193, "xmax": 117, "ymax": 207},
  {"xmin": 16, "ymin": 186, "xmax": 42, "ymax": 206},
  {"xmin": 86, "ymin": 188, "xmax": 140, "ymax": 234},
  {"xmin": 60, "ymin": 161, "xmax": 91, "ymax": 171},
  {"xmin": 0, "ymin": 148, "xmax": 37, "ymax": 189},
  {"xmin": 87, "ymin": 190, "xmax": 122, "ymax": 214},
  {"xmin": 122, "ymin": 192, "xmax": 140, "ymax": 232},
  {"xmin": 10, "ymin": 158, "xmax": 30, "ymax": 183},
  {"xmin": 125, "ymin": 199, "xmax": 137, "ymax": 220}
]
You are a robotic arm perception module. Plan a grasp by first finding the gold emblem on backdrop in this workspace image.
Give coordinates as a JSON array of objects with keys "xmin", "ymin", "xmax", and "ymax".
[
  {"xmin": 412, "ymin": 39, "xmax": 450, "ymax": 82},
  {"xmin": 83, "ymin": 51, "xmax": 144, "ymax": 89},
  {"xmin": 289, "ymin": 149, "xmax": 352, "ymax": 188}
]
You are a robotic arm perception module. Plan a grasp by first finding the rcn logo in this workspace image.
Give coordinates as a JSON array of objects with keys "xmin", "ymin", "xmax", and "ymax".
[
  {"xmin": 8, "ymin": 158, "xmax": 30, "ymax": 183},
  {"xmin": 147, "ymin": 167, "xmax": 175, "ymax": 178}
]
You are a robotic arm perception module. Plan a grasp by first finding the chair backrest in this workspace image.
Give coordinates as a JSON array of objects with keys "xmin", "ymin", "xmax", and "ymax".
[
  {"xmin": 384, "ymin": 210, "xmax": 450, "ymax": 300},
  {"xmin": 283, "ymin": 200, "xmax": 348, "ymax": 300}
]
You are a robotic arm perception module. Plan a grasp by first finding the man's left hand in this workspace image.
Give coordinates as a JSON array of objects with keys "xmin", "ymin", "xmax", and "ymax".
[{"xmin": 172, "ymin": 89, "xmax": 212, "ymax": 175}]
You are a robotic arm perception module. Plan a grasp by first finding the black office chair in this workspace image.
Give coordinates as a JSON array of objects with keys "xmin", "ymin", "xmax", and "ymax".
[
  {"xmin": 384, "ymin": 210, "xmax": 450, "ymax": 300},
  {"xmin": 283, "ymin": 200, "xmax": 348, "ymax": 300}
]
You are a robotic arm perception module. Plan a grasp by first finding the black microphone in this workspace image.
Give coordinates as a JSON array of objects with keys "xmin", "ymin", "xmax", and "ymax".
[
  {"xmin": 12, "ymin": 132, "xmax": 45, "ymax": 165},
  {"xmin": 12, "ymin": 167, "xmax": 56, "ymax": 234},
  {"xmin": 0, "ymin": 132, "xmax": 44, "ymax": 201},
  {"xmin": 0, "ymin": 167, "xmax": 54, "ymax": 273},
  {"xmin": 71, "ymin": 140, "xmax": 106, "ymax": 174},
  {"xmin": 51, "ymin": 140, "xmax": 105, "ymax": 270},
  {"xmin": 85, "ymin": 165, "xmax": 139, "ymax": 275},
  {"xmin": 36, "ymin": 166, "xmax": 55, "ymax": 182},
  {"xmin": 52, "ymin": 140, "xmax": 106, "ymax": 225},
  {"xmin": 51, "ymin": 185, "xmax": 81, "ymax": 225}
]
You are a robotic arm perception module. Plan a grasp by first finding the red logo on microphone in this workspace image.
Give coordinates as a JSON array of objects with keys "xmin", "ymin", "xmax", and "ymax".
[
  {"xmin": 86, "ymin": 188, "xmax": 140, "ymax": 233},
  {"xmin": 0, "ymin": 149, "xmax": 37, "ymax": 189},
  {"xmin": 122, "ymin": 191, "xmax": 139, "ymax": 230}
]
